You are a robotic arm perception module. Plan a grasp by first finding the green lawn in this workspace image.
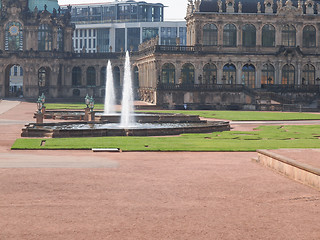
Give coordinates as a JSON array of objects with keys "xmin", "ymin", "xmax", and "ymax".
[
  {"xmin": 44, "ymin": 103, "xmax": 320, "ymax": 121},
  {"xmin": 12, "ymin": 125, "xmax": 320, "ymax": 151},
  {"xmin": 140, "ymin": 110, "xmax": 320, "ymax": 121},
  {"xmin": 46, "ymin": 103, "xmax": 104, "ymax": 110}
]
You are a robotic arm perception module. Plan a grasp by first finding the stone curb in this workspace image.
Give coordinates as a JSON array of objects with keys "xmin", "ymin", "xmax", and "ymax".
[{"xmin": 255, "ymin": 149, "xmax": 320, "ymax": 191}]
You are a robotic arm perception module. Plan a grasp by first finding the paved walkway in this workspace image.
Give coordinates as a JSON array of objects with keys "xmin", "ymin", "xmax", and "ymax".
[{"xmin": 0, "ymin": 100, "xmax": 319, "ymax": 240}]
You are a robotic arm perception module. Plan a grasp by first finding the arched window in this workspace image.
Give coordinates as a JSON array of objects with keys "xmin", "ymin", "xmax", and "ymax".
[
  {"xmin": 161, "ymin": 63, "xmax": 175, "ymax": 84},
  {"xmin": 181, "ymin": 63, "xmax": 195, "ymax": 84},
  {"xmin": 302, "ymin": 64, "xmax": 315, "ymax": 85},
  {"xmin": 72, "ymin": 67, "xmax": 82, "ymax": 86},
  {"xmin": 113, "ymin": 66, "xmax": 121, "ymax": 87},
  {"xmin": 262, "ymin": 24, "xmax": 275, "ymax": 47},
  {"xmin": 38, "ymin": 67, "xmax": 49, "ymax": 87},
  {"xmin": 57, "ymin": 26, "xmax": 64, "ymax": 51},
  {"xmin": 203, "ymin": 63, "xmax": 217, "ymax": 84},
  {"xmin": 134, "ymin": 66, "xmax": 139, "ymax": 88},
  {"xmin": 282, "ymin": 64, "xmax": 295, "ymax": 85},
  {"xmin": 203, "ymin": 24, "xmax": 218, "ymax": 46},
  {"xmin": 86, "ymin": 67, "xmax": 96, "ymax": 86},
  {"xmin": 38, "ymin": 24, "xmax": 53, "ymax": 51},
  {"xmin": 222, "ymin": 64, "xmax": 236, "ymax": 84},
  {"xmin": 100, "ymin": 67, "xmax": 106, "ymax": 86},
  {"xmin": 282, "ymin": 25, "xmax": 296, "ymax": 47},
  {"xmin": 242, "ymin": 64, "xmax": 256, "ymax": 88},
  {"xmin": 223, "ymin": 24, "xmax": 237, "ymax": 47},
  {"xmin": 303, "ymin": 25, "xmax": 316, "ymax": 48},
  {"xmin": 261, "ymin": 64, "xmax": 275, "ymax": 85},
  {"xmin": 242, "ymin": 24, "xmax": 256, "ymax": 47},
  {"xmin": 5, "ymin": 22, "xmax": 23, "ymax": 51}
]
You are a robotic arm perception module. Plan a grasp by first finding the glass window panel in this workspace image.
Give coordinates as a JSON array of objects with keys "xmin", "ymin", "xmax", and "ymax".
[
  {"xmin": 223, "ymin": 24, "xmax": 237, "ymax": 47},
  {"xmin": 262, "ymin": 24, "xmax": 275, "ymax": 47}
]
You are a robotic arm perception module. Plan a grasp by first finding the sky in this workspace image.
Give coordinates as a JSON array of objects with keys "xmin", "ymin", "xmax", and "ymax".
[{"xmin": 58, "ymin": 0, "xmax": 188, "ymax": 21}]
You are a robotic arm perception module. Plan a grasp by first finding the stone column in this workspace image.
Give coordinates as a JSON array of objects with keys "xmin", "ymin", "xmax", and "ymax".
[
  {"xmin": 296, "ymin": 24, "xmax": 303, "ymax": 47},
  {"xmin": 81, "ymin": 66, "xmax": 86, "ymax": 86},
  {"xmin": 236, "ymin": 62, "xmax": 242, "ymax": 85},
  {"xmin": 296, "ymin": 61, "xmax": 301, "ymax": 85},
  {"xmin": 96, "ymin": 65, "xmax": 101, "ymax": 87},
  {"xmin": 64, "ymin": 27, "xmax": 74, "ymax": 52},
  {"xmin": 217, "ymin": 62, "xmax": 223, "ymax": 84},
  {"xmin": 275, "ymin": 25, "xmax": 282, "ymax": 46},
  {"xmin": 256, "ymin": 63, "xmax": 262, "ymax": 88},
  {"xmin": 52, "ymin": 27, "xmax": 58, "ymax": 50}
]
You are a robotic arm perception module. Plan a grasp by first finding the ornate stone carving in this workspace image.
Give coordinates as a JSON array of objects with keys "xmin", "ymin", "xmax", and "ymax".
[
  {"xmin": 218, "ymin": 0, "xmax": 223, "ymax": 13},
  {"xmin": 226, "ymin": 0, "xmax": 235, "ymax": 13},
  {"xmin": 238, "ymin": 2, "xmax": 242, "ymax": 13},
  {"xmin": 305, "ymin": 0, "xmax": 315, "ymax": 15},
  {"xmin": 264, "ymin": 0, "xmax": 273, "ymax": 13},
  {"xmin": 277, "ymin": 0, "xmax": 302, "ymax": 15},
  {"xmin": 257, "ymin": 2, "xmax": 261, "ymax": 13}
]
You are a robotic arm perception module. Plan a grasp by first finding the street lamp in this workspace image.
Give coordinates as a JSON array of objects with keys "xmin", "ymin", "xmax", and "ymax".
[
  {"xmin": 40, "ymin": 93, "xmax": 46, "ymax": 104},
  {"xmin": 85, "ymin": 94, "xmax": 90, "ymax": 107},
  {"xmin": 89, "ymin": 97, "xmax": 95, "ymax": 112},
  {"xmin": 37, "ymin": 98, "xmax": 43, "ymax": 113}
]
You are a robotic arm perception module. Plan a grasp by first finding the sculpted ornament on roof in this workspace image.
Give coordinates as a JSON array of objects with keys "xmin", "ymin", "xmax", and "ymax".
[{"xmin": 277, "ymin": 0, "xmax": 303, "ymax": 15}]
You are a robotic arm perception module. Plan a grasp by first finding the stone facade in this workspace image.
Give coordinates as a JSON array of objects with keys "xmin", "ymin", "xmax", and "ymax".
[
  {"xmin": 0, "ymin": 0, "xmax": 135, "ymax": 100},
  {"xmin": 136, "ymin": 0, "xmax": 320, "ymax": 109}
]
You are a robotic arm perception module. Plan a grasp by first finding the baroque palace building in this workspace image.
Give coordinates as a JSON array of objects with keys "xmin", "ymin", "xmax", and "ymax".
[
  {"xmin": 0, "ymin": 0, "xmax": 319, "ymax": 110},
  {"xmin": 137, "ymin": 0, "xmax": 320, "ymax": 109}
]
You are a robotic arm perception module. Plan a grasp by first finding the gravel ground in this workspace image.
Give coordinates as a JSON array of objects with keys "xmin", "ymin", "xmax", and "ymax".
[{"xmin": 0, "ymin": 100, "xmax": 319, "ymax": 240}]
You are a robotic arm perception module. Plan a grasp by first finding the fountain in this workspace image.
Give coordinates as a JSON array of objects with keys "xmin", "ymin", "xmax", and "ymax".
[
  {"xmin": 24, "ymin": 52, "xmax": 231, "ymax": 138},
  {"xmin": 104, "ymin": 60, "xmax": 116, "ymax": 115},
  {"xmin": 120, "ymin": 51, "xmax": 135, "ymax": 127}
]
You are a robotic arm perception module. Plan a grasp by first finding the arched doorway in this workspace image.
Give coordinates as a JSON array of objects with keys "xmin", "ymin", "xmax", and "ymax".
[
  {"xmin": 38, "ymin": 67, "xmax": 50, "ymax": 95},
  {"xmin": 4, "ymin": 64, "xmax": 24, "ymax": 97}
]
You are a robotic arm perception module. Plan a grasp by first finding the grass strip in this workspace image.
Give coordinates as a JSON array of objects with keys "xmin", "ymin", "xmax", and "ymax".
[
  {"xmin": 12, "ymin": 125, "xmax": 320, "ymax": 151},
  {"xmin": 139, "ymin": 110, "xmax": 320, "ymax": 121},
  {"xmin": 44, "ymin": 103, "xmax": 320, "ymax": 121}
]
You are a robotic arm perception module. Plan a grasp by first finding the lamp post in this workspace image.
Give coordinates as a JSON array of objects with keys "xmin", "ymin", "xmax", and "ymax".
[
  {"xmin": 40, "ymin": 93, "xmax": 46, "ymax": 113},
  {"xmin": 84, "ymin": 94, "xmax": 91, "ymax": 121},
  {"xmin": 36, "ymin": 97, "xmax": 44, "ymax": 124},
  {"xmin": 89, "ymin": 96, "xmax": 95, "ymax": 121},
  {"xmin": 85, "ymin": 94, "xmax": 90, "ymax": 108}
]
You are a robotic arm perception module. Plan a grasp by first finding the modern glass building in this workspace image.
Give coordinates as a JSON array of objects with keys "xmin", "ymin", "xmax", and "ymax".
[
  {"xmin": 70, "ymin": 1, "xmax": 164, "ymax": 23},
  {"xmin": 62, "ymin": 1, "xmax": 187, "ymax": 53}
]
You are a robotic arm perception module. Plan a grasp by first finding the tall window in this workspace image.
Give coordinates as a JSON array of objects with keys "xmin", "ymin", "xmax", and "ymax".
[
  {"xmin": 303, "ymin": 25, "xmax": 316, "ymax": 48},
  {"xmin": 223, "ymin": 24, "xmax": 237, "ymax": 47},
  {"xmin": 134, "ymin": 66, "xmax": 139, "ymax": 88},
  {"xmin": 262, "ymin": 24, "xmax": 275, "ymax": 47},
  {"xmin": 302, "ymin": 64, "xmax": 315, "ymax": 85},
  {"xmin": 203, "ymin": 63, "xmax": 217, "ymax": 84},
  {"xmin": 86, "ymin": 67, "xmax": 96, "ymax": 86},
  {"xmin": 161, "ymin": 63, "xmax": 175, "ymax": 84},
  {"xmin": 113, "ymin": 66, "xmax": 121, "ymax": 87},
  {"xmin": 100, "ymin": 67, "xmax": 106, "ymax": 86},
  {"xmin": 5, "ymin": 22, "xmax": 23, "ymax": 51},
  {"xmin": 282, "ymin": 64, "xmax": 295, "ymax": 85},
  {"xmin": 181, "ymin": 63, "xmax": 195, "ymax": 85},
  {"xmin": 57, "ymin": 27, "xmax": 64, "ymax": 51},
  {"xmin": 203, "ymin": 24, "xmax": 218, "ymax": 46},
  {"xmin": 38, "ymin": 24, "xmax": 53, "ymax": 51},
  {"xmin": 72, "ymin": 67, "xmax": 82, "ymax": 86},
  {"xmin": 38, "ymin": 67, "xmax": 49, "ymax": 87},
  {"xmin": 282, "ymin": 25, "xmax": 296, "ymax": 47},
  {"xmin": 242, "ymin": 24, "xmax": 256, "ymax": 47},
  {"xmin": 242, "ymin": 64, "xmax": 256, "ymax": 88},
  {"xmin": 261, "ymin": 64, "xmax": 275, "ymax": 85},
  {"xmin": 222, "ymin": 64, "xmax": 236, "ymax": 84}
]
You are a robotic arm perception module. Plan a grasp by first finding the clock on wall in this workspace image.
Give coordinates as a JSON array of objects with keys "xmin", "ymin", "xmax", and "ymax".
[{"xmin": 9, "ymin": 25, "xmax": 19, "ymax": 36}]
